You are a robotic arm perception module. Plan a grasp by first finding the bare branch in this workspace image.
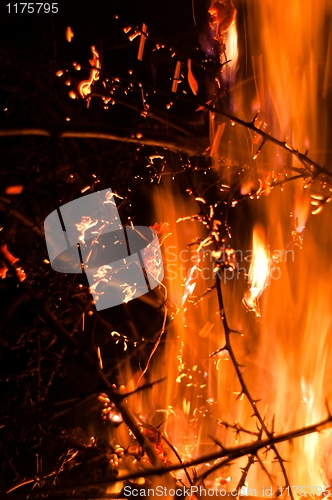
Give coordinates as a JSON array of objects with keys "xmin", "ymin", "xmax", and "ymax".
[{"xmin": 0, "ymin": 126, "xmax": 208, "ymax": 156}]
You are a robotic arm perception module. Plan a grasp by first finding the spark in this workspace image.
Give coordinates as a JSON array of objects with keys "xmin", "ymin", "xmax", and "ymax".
[
  {"xmin": 97, "ymin": 347, "xmax": 103, "ymax": 369},
  {"xmin": 66, "ymin": 26, "xmax": 74, "ymax": 42}
]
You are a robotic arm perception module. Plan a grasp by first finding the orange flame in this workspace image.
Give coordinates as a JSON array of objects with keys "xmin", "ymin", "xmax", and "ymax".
[{"xmin": 243, "ymin": 225, "xmax": 270, "ymax": 317}]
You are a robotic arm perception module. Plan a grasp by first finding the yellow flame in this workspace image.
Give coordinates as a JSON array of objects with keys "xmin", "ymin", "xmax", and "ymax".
[
  {"xmin": 224, "ymin": 22, "xmax": 238, "ymax": 78},
  {"xmin": 243, "ymin": 226, "xmax": 270, "ymax": 316}
]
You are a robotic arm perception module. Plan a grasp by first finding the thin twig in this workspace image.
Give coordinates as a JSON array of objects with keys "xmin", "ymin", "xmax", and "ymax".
[
  {"xmin": 0, "ymin": 126, "xmax": 208, "ymax": 156},
  {"xmin": 161, "ymin": 434, "xmax": 193, "ymax": 486},
  {"xmin": 0, "ymin": 246, "xmax": 165, "ymax": 469},
  {"xmin": 136, "ymin": 283, "xmax": 168, "ymax": 387},
  {"xmin": 19, "ymin": 413, "xmax": 332, "ymax": 496}
]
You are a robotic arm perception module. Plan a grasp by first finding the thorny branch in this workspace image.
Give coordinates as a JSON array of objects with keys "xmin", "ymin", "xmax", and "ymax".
[
  {"xmin": 0, "ymin": 126, "xmax": 208, "ymax": 156},
  {"xmin": 214, "ymin": 272, "xmax": 294, "ymax": 498},
  {"xmin": 183, "ymin": 183, "xmax": 294, "ymax": 494},
  {"xmin": 14, "ymin": 412, "xmax": 332, "ymax": 498}
]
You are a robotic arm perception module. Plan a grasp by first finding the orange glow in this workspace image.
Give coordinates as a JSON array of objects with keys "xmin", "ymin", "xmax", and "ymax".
[
  {"xmin": 5, "ymin": 185, "xmax": 23, "ymax": 195},
  {"xmin": 95, "ymin": 1, "xmax": 332, "ymax": 492}
]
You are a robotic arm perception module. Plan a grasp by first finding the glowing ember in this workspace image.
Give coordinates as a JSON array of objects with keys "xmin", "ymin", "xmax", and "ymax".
[
  {"xmin": 75, "ymin": 216, "xmax": 98, "ymax": 244},
  {"xmin": 172, "ymin": 61, "xmax": 181, "ymax": 93},
  {"xmin": 66, "ymin": 26, "xmax": 74, "ymax": 42},
  {"xmin": 138, "ymin": 23, "xmax": 148, "ymax": 61},
  {"xmin": 121, "ymin": 282, "xmax": 137, "ymax": 303},
  {"xmin": 5, "ymin": 185, "xmax": 24, "ymax": 195},
  {"xmin": 77, "ymin": 46, "xmax": 101, "ymax": 98},
  {"xmin": 0, "ymin": 244, "xmax": 24, "ymax": 280},
  {"xmin": 89, "ymin": 265, "xmax": 113, "ymax": 298},
  {"xmin": 243, "ymin": 226, "xmax": 270, "ymax": 317}
]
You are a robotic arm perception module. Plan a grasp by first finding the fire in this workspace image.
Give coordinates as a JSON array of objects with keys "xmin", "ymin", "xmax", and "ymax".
[
  {"xmin": 224, "ymin": 22, "xmax": 238, "ymax": 82},
  {"xmin": 68, "ymin": 0, "xmax": 332, "ymax": 493},
  {"xmin": 294, "ymin": 191, "xmax": 310, "ymax": 233},
  {"xmin": 243, "ymin": 226, "xmax": 270, "ymax": 317},
  {"xmin": 208, "ymin": 0, "xmax": 236, "ymax": 42}
]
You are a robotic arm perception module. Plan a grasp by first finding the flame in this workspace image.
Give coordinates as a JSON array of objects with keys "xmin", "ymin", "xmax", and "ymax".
[
  {"xmin": 182, "ymin": 263, "xmax": 198, "ymax": 306},
  {"xmin": 294, "ymin": 190, "xmax": 311, "ymax": 233},
  {"xmin": 208, "ymin": 0, "xmax": 238, "ymax": 87},
  {"xmin": 224, "ymin": 22, "xmax": 238, "ymax": 81},
  {"xmin": 109, "ymin": 0, "xmax": 332, "ymax": 491},
  {"xmin": 243, "ymin": 226, "xmax": 270, "ymax": 317},
  {"xmin": 208, "ymin": 0, "xmax": 236, "ymax": 41}
]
